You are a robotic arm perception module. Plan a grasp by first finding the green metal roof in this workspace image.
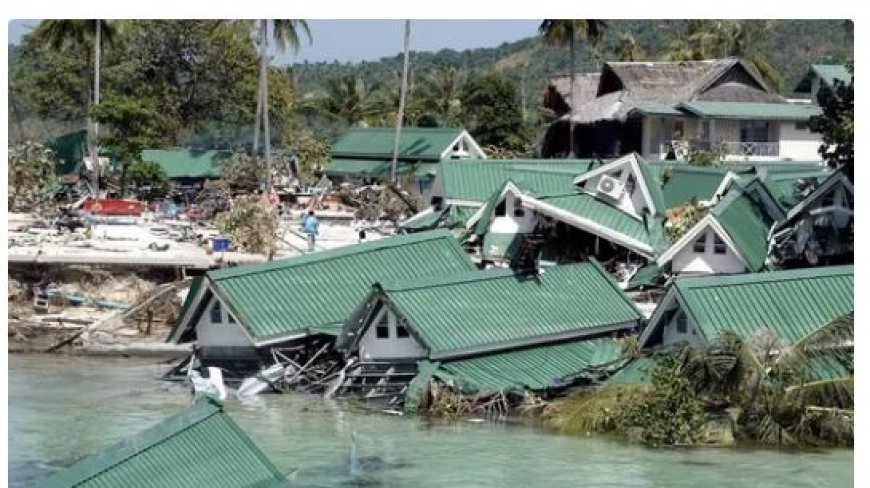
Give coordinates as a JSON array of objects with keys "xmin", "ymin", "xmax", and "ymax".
[
  {"xmin": 372, "ymin": 262, "xmax": 642, "ymax": 359},
  {"xmin": 537, "ymin": 192, "xmax": 670, "ymax": 254},
  {"xmin": 710, "ymin": 188, "xmax": 776, "ymax": 271},
  {"xmin": 795, "ymin": 64, "xmax": 851, "ymax": 93},
  {"xmin": 331, "ymin": 127, "xmax": 464, "ymax": 161},
  {"xmin": 636, "ymin": 155, "xmax": 668, "ymax": 214},
  {"xmin": 677, "ymin": 101, "xmax": 822, "ymax": 120},
  {"xmin": 33, "ymin": 398, "xmax": 290, "ymax": 488},
  {"xmin": 625, "ymin": 262, "xmax": 663, "ymax": 291},
  {"xmin": 438, "ymin": 158, "xmax": 593, "ymax": 202},
  {"xmin": 206, "ymin": 230, "xmax": 476, "ymax": 343},
  {"xmin": 759, "ymin": 170, "xmax": 830, "ymax": 211},
  {"xmin": 141, "ymin": 149, "xmax": 230, "ymax": 179},
  {"xmin": 400, "ymin": 207, "xmax": 450, "ymax": 231},
  {"xmin": 669, "ymin": 265, "xmax": 853, "ymax": 345},
  {"xmin": 661, "ymin": 165, "xmax": 731, "ymax": 209},
  {"xmin": 606, "ymin": 355, "xmax": 655, "ymax": 385},
  {"xmin": 632, "ymin": 104, "xmax": 684, "ymax": 116},
  {"xmin": 324, "ymin": 158, "xmax": 438, "ymax": 179},
  {"xmin": 437, "ymin": 337, "xmax": 625, "ymax": 392},
  {"xmin": 46, "ymin": 129, "xmax": 87, "ymax": 176}
]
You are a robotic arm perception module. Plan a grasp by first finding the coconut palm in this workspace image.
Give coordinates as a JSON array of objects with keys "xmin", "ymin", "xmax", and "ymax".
[
  {"xmin": 390, "ymin": 20, "xmax": 412, "ymax": 184},
  {"xmin": 252, "ymin": 20, "xmax": 311, "ymax": 189},
  {"xmin": 34, "ymin": 20, "xmax": 115, "ymax": 194},
  {"xmin": 419, "ymin": 65, "xmax": 467, "ymax": 127},
  {"xmin": 305, "ymin": 74, "xmax": 387, "ymax": 126},
  {"xmin": 616, "ymin": 30, "xmax": 646, "ymax": 61},
  {"xmin": 539, "ymin": 19, "xmax": 606, "ymax": 157}
]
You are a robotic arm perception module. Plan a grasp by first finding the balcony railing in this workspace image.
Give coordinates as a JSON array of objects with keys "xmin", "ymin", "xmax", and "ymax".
[{"xmin": 657, "ymin": 140, "xmax": 780, "ymax": 158}]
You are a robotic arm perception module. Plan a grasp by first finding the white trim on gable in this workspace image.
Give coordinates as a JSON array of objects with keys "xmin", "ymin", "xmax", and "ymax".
[
  {"xmin": 464, "ymin": 181, "xmax": 524, "ymax": 230},
  {"xmin": 656, "ymin": 215, "xmax": 750, "ymax": 270},
  {"xmin": 572, "ymin": 153, "xmax": 660, "ymax": 216},
  {"xmin": 440, "ymin": 130, "xmax": 488, "ymax": 160}
]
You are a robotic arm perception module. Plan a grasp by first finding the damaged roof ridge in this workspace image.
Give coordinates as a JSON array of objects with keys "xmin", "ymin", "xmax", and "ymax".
[
  {"xmin": 207, "ymin": 229, "xmax": 459, "ymax": 281},
  {"xmin": 673, "ymin": 265, "xmax": 854, "ymax": 291},
  {"xmin": 378, "ymin": 267, "xmax": 537, "ymax": 293}
]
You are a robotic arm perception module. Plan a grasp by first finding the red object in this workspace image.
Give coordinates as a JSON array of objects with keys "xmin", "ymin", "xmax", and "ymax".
[{"xmin": 80, "ymin": 197, "xmax": 145, "ymax": 216}]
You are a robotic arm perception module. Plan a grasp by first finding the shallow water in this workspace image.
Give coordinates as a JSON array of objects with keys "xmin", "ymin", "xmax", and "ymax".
[{"xmin": 8, "ymin": 354, "xmax": 853, "ymax": 488}]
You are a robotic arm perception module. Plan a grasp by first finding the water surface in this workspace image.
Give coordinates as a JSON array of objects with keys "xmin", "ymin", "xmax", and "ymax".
[{"xmin": 8, "ymin": 355, "xmax": 853, "ymax": 487}]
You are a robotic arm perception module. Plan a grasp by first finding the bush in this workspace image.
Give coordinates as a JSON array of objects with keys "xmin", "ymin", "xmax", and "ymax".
[{"xmin": 215, "ymin": 195, "xmax": 280, "ymax": 256}]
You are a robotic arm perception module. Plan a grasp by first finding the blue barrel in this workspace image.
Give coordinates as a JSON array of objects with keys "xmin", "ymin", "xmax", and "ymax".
[{"xmin": 212, "ymin": 236, "xmax": 230, "ymax": 252}]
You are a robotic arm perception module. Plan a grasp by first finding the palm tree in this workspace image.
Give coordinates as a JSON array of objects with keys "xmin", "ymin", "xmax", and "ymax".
[
  {"xmin": 617, "ymin": 30, "xmax": 646, "ymax": 62},
  {"xmin": 252, "ymin": 20, "xmax": 311, "ymax": 190},
  {"xmin": 390, "ymin": 20, "xmax": 411, "ymax": 184},
  {"xmin": 305, "ymin": 74, "xmax": 386, "ymax": 126},
  {"xmin": 539, "ymin": 19, "xmax": 606, "ymax": 157},
  {"xmin": 34, "ymin": 20, "xmax": 114, "ymax": 194},
  {"xmin": 419, "ymin": 65, "xmax": 467, "ymax": 127}
]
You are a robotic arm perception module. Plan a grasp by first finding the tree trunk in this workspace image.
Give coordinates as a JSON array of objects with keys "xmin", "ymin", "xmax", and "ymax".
[
  {"xmin": 253, "ymin": 20, "xmax": 265, "ymax": 157},
  {"xmin": 90, "ymin": 20, "xmax": 102, "ymax": 196},
  {"xmin": 263, "ymin": 21, "xmax": 272, "ymax": 193},
  {"xmin": 568, "ymin": 30, "xmax": 575, "ymax": 158},
  {"xmin": 390, "ymin": 20, "xmax": 411, "ymax": 185}
]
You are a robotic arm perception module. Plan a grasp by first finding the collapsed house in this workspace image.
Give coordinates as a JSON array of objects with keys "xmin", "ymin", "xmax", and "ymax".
[
  {"xmin": 141, "ymin": 149, "xmax": 231, "ymax": 186},
  {"xmin": 323, "ymin": 127, "xmax": 486, "ymax": 202},
  {"xmin": 33, "ymin": 397, "xmax": 292, "ymax": 488},
  {"xmin": 638, "ymin": 265, "xmax": 853, "ymax": 350},
  {"xmin": 541, "ymin": 57, "xmax": 824, "ymax": 162},
  {"xmin": 167, "ymin": 230, "xmax": 477, "ymax": 377},
  {"xmin": 770, "ymin": 169, "xmax": 854, "ymax": 267},
  {"xmin": 335, "ymin": 261, "xmax": 643, "ymax": 405},
  {"xmin": 463, "ymin": 153, "xmax": 669, "ymax": 281},
  {"xmin": 657, "ymin": 185, "xmax": 780, "ymax": 275}
]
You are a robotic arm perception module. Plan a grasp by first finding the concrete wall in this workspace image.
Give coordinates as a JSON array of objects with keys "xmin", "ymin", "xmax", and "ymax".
[
  {"xmin": 195, "ymin": 296, "xmax": 255, "ymax": 349},
  {"xmin": 358, "ymin": 306, "xmax": 428, "ymax": 361},
  {"xmin": 671, "ymin": 226, "xmax": 747, "ymax": 275},
  {"xmin": 779, "ymin": 121, "xmax": 824, "ymax": 161}
]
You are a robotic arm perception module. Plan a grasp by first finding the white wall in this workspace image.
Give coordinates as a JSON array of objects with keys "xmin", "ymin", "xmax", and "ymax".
[
  {"xmin": 661, "ymin": 309, "xmax": 706, "ymax": 348},
  {"xmin": 584, "ymin": 163, "xmax": 647, "ymax": 218},
  {"xmin": 489, "ymin": 194, "xmax": 538, "ymax": 235},
  {"xmin": 195, "ymin": 296, "xmax": 255, "ymax": 348},
  {"xmin": 671, "ymin": 226, "xmax": 747, "ymax": 275},
  {"xmin": 779, "ymin": 121, "xmax": 824, "ymax": 161},
  {"xmin": 358, "ymin": 306, "xmax": 428, "ymax": 361}
]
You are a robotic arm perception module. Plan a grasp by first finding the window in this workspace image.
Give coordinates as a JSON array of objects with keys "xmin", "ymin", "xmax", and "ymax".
[
  {"xmin": 495, "ymin": 199, "xmax": 506, "ymax": 217},
  {"xmin": 676, "ymin": 312, "xmax": 688, "ymax": 334},
  {"xmin": 396, "ymin": 324, "xmax": 410, "ymax": 338},
  {"xmin": 625, "ymin": 174, "xmax": 636, "ymax": 196},
  {"xmin": 210, "ymin": 301, "xmax": 222, "ymax": 324},
  {"xmin": 376, "ymin": 325, "xmax": 390, "ymax": 339},
  {"xmin": 692, "ymin": 234, "xmax": 707, "ymax": 253},
  {"xmin": 513, "ymin": 198, "xmax": 525, "ymax": 217},
  {"xmin": 740, "ymin": 120, "xmax": 770, "ymax": 143},
  {"xmin": 713, "ymin": 234, "xmax": 727, "ymax": 254}
]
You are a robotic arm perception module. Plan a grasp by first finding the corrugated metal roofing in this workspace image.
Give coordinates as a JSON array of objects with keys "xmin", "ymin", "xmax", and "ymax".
[
  {"xmin": 760, "ymin": 170, "xmax": 830, "ymax": 210},
  {"xmin": 671, "ymin": 265, "xmax": 853, "ymax": 344},
  {"xmin": 606, "ymin": 356, "xmax": 655, "ymax": 385},
  {"xmin": 438, "ymin": 158, "xmax": 593, "ymax": 202},
  {"xmin": 711, "ymin": 188, "xmax": 776, "ymax": 271},
  {"xmin": 141, "ymin": 149, "xmax": 230, "ymax": 179},
  {"xmin": 537, "ymin": 192, "xmax": 670, "ymax": 254},
  {"xmin": 376, "ymin": 262, "xmax": 642, "ymax": 359},
  {"xmin": 437, "ymin": 338, "xmax": 625, "ymax": 392},
  {"xmin": 795, "ymin": 64, "xmax": 851, "ymax": 93},
  {"xmin": 677, "ymin": 101, "xmax": 822, "ymax": 120},
  {"xmin": 208, "ymin": 230, "xmax": 476, "ymax": 343},
  {"xmin": 661, "ymin": 165, "xmax": 731, "ymax": 209},
  {"xmin": 34, "ymin": 398, "xmax": 289, "ymax": 488},
  {"xmin": 324, "ymin": 158, "xmax": 438, "ymax": 178},
  {"xmin": 46, "ymin": 130, "xmax": 87, "ymax": 176},
  {"xmin": 331, "ymin": 127, "xmax": 464, "ymax": 161},
  {"xmin": 636, "ymin": 156, "xmax": 668, "ymax": 214}
]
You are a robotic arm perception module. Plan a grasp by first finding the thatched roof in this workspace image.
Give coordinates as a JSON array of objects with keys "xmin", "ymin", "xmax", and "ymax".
[{"xmin": 546, "ymin": 58, "xmax": 785, "ymax": 123}]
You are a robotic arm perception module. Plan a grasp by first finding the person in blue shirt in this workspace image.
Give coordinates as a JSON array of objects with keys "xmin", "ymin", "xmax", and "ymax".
[{"xmin": 301, "ymin": 210, "xmax": 319, "ymax": 251}]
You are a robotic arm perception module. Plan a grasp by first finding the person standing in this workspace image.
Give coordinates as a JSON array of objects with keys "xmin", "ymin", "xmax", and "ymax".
[{"xmin": 301, "ymin": 210, "xmax": 319, "ymax": 252}]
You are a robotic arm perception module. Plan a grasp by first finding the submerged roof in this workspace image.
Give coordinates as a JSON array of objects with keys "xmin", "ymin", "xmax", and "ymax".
[
  {"xmin": 436, "ymin": 337, "xmax": 625, "ymax": 392},
  {"xmin": 200, "ymin": 230, "xmax": 476, "ymax": 344},
  {"xmin": 331, "ymin": 127, "xmax": 466, "ymax": 161},
  {"xmin": 356, "ymin": 262, "xmax": 642, "ymax": 360},
  {"xmin": 649, "ymin": 265, "xmax": 853, "ymax": 345},
  {"xmin": 141, "ymin": 149, "xmax": 230, "ymax": 179},
  {"xmin": 34, "ymin": 398, "xmax": 290, "ymax": 488}
]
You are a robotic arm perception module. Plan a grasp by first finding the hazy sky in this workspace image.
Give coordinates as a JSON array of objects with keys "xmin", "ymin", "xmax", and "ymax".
[{"xmin": 8, "ymin": 19, "xmax": 542, "ymax": 64}]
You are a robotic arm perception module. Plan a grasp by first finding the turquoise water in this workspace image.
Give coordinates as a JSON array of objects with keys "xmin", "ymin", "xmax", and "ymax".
[{"xmin": 8, "ymin": 354, "xmax": 853, "ymax": 487}]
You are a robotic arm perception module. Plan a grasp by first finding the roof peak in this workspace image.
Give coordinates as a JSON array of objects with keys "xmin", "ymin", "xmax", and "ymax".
[{"xmin": 675, "ymin": 265, "xmax": 853, "ymax": 290}]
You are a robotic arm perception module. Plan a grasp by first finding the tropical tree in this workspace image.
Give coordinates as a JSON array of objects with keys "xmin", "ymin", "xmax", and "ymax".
[
  {"xmin": 418, "ymin": 65, "xmax": 468, "ymax": 127},
  {"xmin": 461, "ymin": 72, "xmax": 530, "ymax": 152},
  {"xmin": 252, "ymin": 20, "xmax": 311, "ymax": 189},
  {"xmin": 390, "ymin": 19, "xmax": 412, "ymax": 184},
  {"xmin": 809, "ymin": 63, "xmax": 853, "ymax": 178},
  {"xmin": 33, "ymin": 20, "xmax": 115, "ymax": 194},
  {"xmin": 617, "ymin": 30, "xmax": 646, "ymax": 61},
  {"xmin": 539, "ymin": 19, "xmax": 606, "ymax": 157},
  {"xmin": 304, "ymin": 74, "xmax": 387, "ymax": 126}
]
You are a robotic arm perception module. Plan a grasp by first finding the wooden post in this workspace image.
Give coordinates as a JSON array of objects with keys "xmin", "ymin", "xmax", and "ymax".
[{"xmin": 145, "ymin": 309, "xmax": 153, "ymax": 336}]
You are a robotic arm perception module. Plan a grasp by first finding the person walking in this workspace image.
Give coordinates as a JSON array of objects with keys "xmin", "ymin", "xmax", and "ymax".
[{"xmin": 301, "ymin": 210, "xmax": 319, "ymax": 252}]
